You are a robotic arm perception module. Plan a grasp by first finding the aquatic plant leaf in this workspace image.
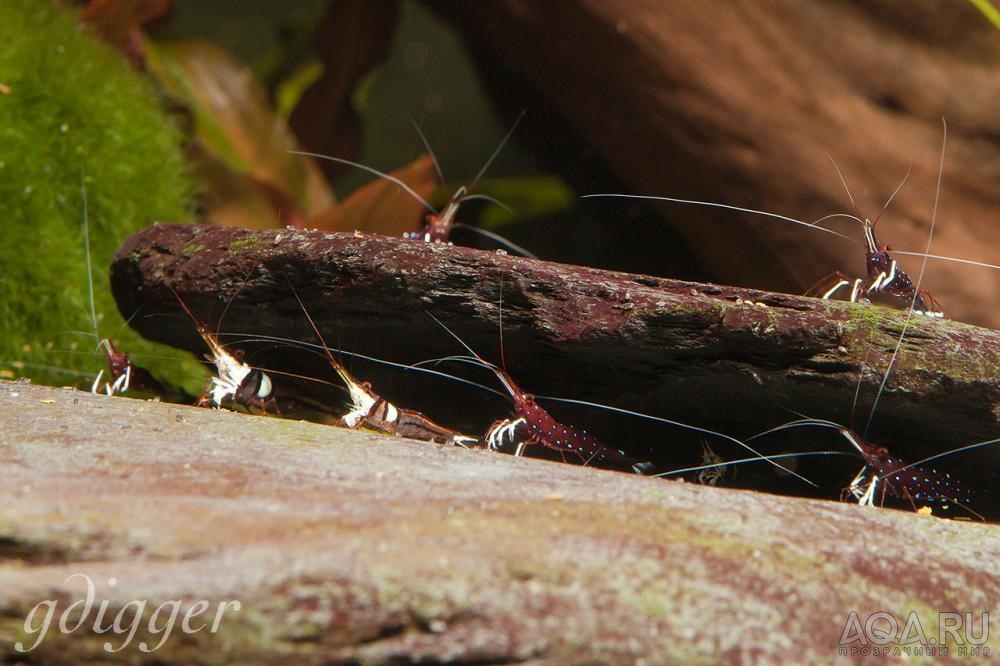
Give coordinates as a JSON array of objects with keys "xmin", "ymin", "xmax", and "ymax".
[
  {"xmin": 288, "ymin": 1, "xmax": 397, "ymax": 181},
  {"xmin": 475, "ymin": 176, "xmax": 576, "ymax": 229},
  {"xmin": 78, "ymin": 0, "xmax": 170, "ymax": 64},
  {"xmin": 309, "ymin": 154, "xmax": 437, "ymax": 236},
  {"xmin": 145, "ymin": 38, "xmax": 334, "ymax": 226}
]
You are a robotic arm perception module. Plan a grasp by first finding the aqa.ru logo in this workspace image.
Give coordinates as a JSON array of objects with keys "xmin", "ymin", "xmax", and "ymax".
[{"xmin": 839, "ymin": 611, "xmax": 990, "ymax": 658}]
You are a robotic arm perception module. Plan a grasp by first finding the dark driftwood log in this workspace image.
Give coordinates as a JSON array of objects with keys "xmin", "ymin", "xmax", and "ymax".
[
  {"xmin": 424, "ymin": 0, "xmax": 1000, "ymax": 328},
  {"xmin": 111, "ymin": 224, "xmax": 998, "ymax": 512}
]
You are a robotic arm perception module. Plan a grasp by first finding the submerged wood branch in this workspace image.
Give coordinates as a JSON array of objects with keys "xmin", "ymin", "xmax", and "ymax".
[{"xmin": 110, "ymin": 224, "xmax": 999, "ymax": 496}]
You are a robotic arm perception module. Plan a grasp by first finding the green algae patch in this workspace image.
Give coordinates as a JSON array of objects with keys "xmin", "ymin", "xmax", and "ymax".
[{"xmin": 0, "ymin": 0, "xmax": 201, "ymax": 392}]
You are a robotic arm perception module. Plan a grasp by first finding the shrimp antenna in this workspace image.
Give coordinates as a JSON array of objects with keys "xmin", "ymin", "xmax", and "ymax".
[
  {"xmin": 456, "ymin": 193, "xmax": 513, "ymax": 214},
  {"xmin": 497, "ymin": 271, "xmax": 506, "ymax": 371},
  {"xmin": 452, "ymin": 224, "xmax": 538, "ymax": 258},
  {"xmin": 426, "ymin": 311, "xmax": 520, "ymax": 398},
  {"xmin": 890, "ymin": 252, "xmax": 1000, "ymax": 271},
  {"xmin": 872, "ymin": 161, "xmax": 912, "ymax": 228},
  {"xmin": 470, "ymin": 109, "xmax": 526, "ymax": 190},
  {"xmin": 864, "ymin": 119, "xmax": 946, "ymax": 438},
  {"xmin": 745, "ymin": 418, "xmax": 850, "ymax": 444},
  {"xmin": 80, "ymin": 174, "xmax": 99, "ymax": 343},
  {"xmin": 893, "ymin": 437, "xmax": 1000, "ymax": 476},
  {"xmin": 220, "ymin": 332, "xmax": 506, "ymax": 399},
  {"xmin": 849, "ymin": 346, "xmax": 875, "ymax": 431},
  {"xmin": 826, "ymin": 153, "xmax": 859, "ymax": 214},
  {"xmin": 5, "ymin": 361, "xmax": 94, "ymax": 379},
  {"xmin": 426, "ymin": 312, "xmax": 489, "ymax": 368},
  {"xmin": 807, "ymin": 212, "xmax": 869, "ymax": 231},
  {"xmin": 581, "ymin": 194, "xmax": 859, "ymax": 243},
  {"xmin": 168, "ymin": 286, "xmax": 211, "ymax": 339},
  {"xmin": 406, "ymin": 111, "xmax": 447, "ymax": 186},
  {"xmin": 289, "ymin": 150, "xmax": 438, "ymax": 215},
  {"xmin": 654, "ymin": 451, "xmax": 851, "ymax": 479},
  {"xmin": 746, "ymin": 417, "xmax": 873, "ymax": 461},
  {"xmin": 216, "ymin": 265, "xmax": 258, "ymax": 338},
  {"xmin": 539, "ymin": 396, "xmax": 817, "ymax": 487},
  {"xmin": 282, "ymin": 273, "xmax": 356, "ymax": 390}
]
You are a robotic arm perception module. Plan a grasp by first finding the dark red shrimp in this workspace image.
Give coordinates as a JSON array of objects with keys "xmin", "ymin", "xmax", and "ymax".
[
  {"xmin": 483, "ymin": 366, "xmax": 632, "ymax": 466},
  {"xmin": 813, "ymin": 133, "xmax": 948, "ymax": 316},
  {"xmin": 406, "ymin": 186, "xmax": 466, "ymax": 243},
  {"xmin": 837, "ymin": 427, "xmax": 981, "ymax": 519},
  {"xmin": 90, "ymin": 338, "xmax": 132, "ymax": 395},
  {"xmin": 92, "ymin": 338, "xmax": 173, "ymax": 398},
  {"xmin": 748, "ymin": 418, "xmax": 982, "ymax": 519},
  {"xmin": 78, "ymin": 176, "xmax": 173, "ymax": 398},
  {"xmin": 402, "ymin": 110, "xmax": 526, "ymax": 248},
  {"xmin": 290, "ymin": 112, "xmax": 536, "ymax": 257},
  {"xmin": 818, "ymin": 204, "xmax": 942, "ymax": 317},
  {"xmin": 583, "ymin": 121, "xmax": 964, "ymax": 320},
  {"xmin": 426, "ymin": 312, "xmax": 632, "ymax": 467}
]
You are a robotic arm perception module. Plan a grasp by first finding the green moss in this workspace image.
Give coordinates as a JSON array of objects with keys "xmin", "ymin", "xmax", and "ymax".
[
  {"xmin": 0, "ymin": 0, "xmax": 204, "ymax": 391},
  {"xmin": 842, "ymin": 302, "xmax": 891, "ymax": 333},
  {"xmin": 182, "ymin": 243, "xmax": 208, "ymax": 256},
  {"xmin": 228, "ymin": 235, "xmax": 263, "ymax": 250}
]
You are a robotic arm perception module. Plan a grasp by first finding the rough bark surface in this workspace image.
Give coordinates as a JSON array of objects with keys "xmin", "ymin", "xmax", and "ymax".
[
  {"xmin": 425, "ymin": 0, "xmax": 1000, "ymax": 328},
  {"xmin": 1, "ymin": 380, "xmax": 998, "ymax": 664},
  {"xmin": 110, "ymin": 224, "xmax": 998, "ymax": 512}
]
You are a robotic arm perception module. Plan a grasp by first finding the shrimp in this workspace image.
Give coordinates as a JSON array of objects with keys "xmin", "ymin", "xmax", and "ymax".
[
  {"xmin": 78, "ymin": 175, "xmax": 170, "ymax": 397},
  {"xmin": 287, "ymin": 283, "xmax": 476, "ymax": 446},
  {"xmin": 582, "ymin": 120, "xmax": 998, "ymax": 321},
  {"xmin": 817, "ymin": 159, "xmax": 942, "ymax": 316},
  {"xmin": 169, "ymin": 285, "xmax": 276, "ymax": 412},
  {"xmin": 290, "ymin": 110, "xmax": 536, "ymax": 257},
  {"xmin": 746, "ymin": 121, "xmax": 991, "ymax": 520}
]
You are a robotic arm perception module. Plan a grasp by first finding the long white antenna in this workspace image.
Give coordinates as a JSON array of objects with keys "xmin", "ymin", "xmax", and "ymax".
[
  {"xmin": 872, "ymin": 162, "xmax": 913, "ymax": 226},
  {"xmin": 891, "ymin": 251, "xmax": 999, "ymax": 271},
  {"xmin": 826, "ymin": 153, "xmax": 858, "ymax": 211},
  {"xmin": 406, "ymin": 111, "xmax": 447, "ymax": 186},
  {"xmin": 471, "ymin": 109, "xmax": 526, "ymax": 189},
  {"xmin": 81, "ymin": 174, "xmax": 99, "ymax": 342},
  {"xmin": 864, "ymin": 119, "xmax": 946, "ymax": 438},
  {"xmin": 289, "ymin": 150, "xmax": 438, "ymax": 215},
  {"xmin": 582, "ymin": 194, "xmax": 859, "ymax": 242}
]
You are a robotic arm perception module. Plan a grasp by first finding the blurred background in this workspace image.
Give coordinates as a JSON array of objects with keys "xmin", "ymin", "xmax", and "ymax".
[{"xmin": 1, "ymin": 0, "xmax": 998, "ymax": 390}]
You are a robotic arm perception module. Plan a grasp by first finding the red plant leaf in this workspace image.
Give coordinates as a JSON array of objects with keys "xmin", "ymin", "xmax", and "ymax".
[
  {"xmin": 289, "ymin": 2, "xmax": 398, "ymax": 181},
  {"xmin": 145, "ymin": 38, "xmax": 334, "ymax": 227},
  {"xmin": 78, "ymin": 0, "xmax": 170, "ymax": 65},
  {"xmin": 193, "ymin": 149, "xmax": 307, "ymax": 230},
  {"xmin": 309, "ymin": 155, "xmax": 438, "ymax": 236}
]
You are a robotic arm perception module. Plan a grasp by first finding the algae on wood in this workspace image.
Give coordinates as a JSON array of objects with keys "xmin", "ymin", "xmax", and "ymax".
[{"xmin": 110, "ymin": 224, "xmax": 999, "ymax": 510}]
